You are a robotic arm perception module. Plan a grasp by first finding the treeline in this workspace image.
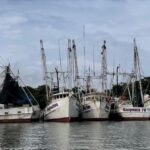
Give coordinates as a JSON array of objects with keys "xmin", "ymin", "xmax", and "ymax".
[
  {"xmin": 111, "ymin": 77, "xmax": 150, "ymax": 97},
  {"xmin": 24, "ymin": 77, "xmax": 150, "ymax": 109},
  {"xmin": 24, "ymin": 85, "xmax": 47, "ymax": 109}
]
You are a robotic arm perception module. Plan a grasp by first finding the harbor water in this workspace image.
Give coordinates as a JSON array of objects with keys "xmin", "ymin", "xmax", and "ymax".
[{"xmin": 0, "ymin": 121, "xmax": 149, "ymax": 150}]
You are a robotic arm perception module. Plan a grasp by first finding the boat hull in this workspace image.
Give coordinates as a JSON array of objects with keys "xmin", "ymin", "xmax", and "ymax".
[
  {"xmin": 0, "ymin": 105, "xmax": 40, "ymax": 123},
  {"xmin": 44, "ymin": 96, "xmax": 79, "ymax": 122},
  {"xmin": 0, "ymin": 116, "xmax": 32, "ymax": 123},
  {"xmin": 81, "ymin": 100, "xmax": 109, "ymax": 121},
  {"xmin": 45, "ymin": 117, "xmax": 78, "ymax": 122},
  {"xmin": 109, "ymin": 106, "xmax": 150, "ymax": 121}
]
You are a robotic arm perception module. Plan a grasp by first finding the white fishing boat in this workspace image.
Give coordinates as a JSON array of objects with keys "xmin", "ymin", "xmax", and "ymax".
[
  {"xmin": 40, "ymin": 39, "xmax": 80, "ymax": 122},
  {"xmin": 109, "ymin": 39, "xmax": 150, "ymax": 120},
  {"xmin": 0, "ymin": 104, "xmax": 40, "ymax": 123},
  {"xmin": 109, "ymin": 98, "xmax": 150, "ymax": 120},
  {"xmin": 81, "ymin": 92, "xmax": 109, "ymax": 121},
  {"xmin": 44, "ymin": 91, "xmax": 79, "ymax": 122},
  {"xmin": 81, "ymin": 41, "xmax": 110, "ymax": 121},
  {"xmin": 0, "ymin": 65, "xmax": 40, "ymax": 123}
]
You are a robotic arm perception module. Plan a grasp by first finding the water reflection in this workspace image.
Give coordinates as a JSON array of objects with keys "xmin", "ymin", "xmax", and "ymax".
[
  {"xmin": 0, "ymin": 122, "xmax": 149, "ymax": 149},
  {"xmin": 0, "ymin": 124, "xmax": 23, "ymax": 149}
]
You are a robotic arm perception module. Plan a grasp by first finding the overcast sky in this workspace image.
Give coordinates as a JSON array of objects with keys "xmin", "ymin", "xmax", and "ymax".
[{"xmin": 0, "ymin": 0, "xmax": 150, "ymax": 87}]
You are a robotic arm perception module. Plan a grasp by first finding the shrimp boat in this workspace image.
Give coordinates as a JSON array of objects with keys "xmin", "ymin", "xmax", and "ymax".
[
  {"xmin": 40, "ymin": 39, "xmax": 80, "ymax": 122},
  {"xmin": 109, "ymin": 39, "xmax": 150, "ymax": 120},
  {"xmin": 81, "ymin": 41, "xmax": 110, "ymax": 121},
  {"xmin": 81, "ymin": 90, "xmax": 109, "ymax": 121},
  {"xmin": 44, "ymin": 90, "xmax": 79, "ymax": 122},
  {"xmin": 109, "ymin": 97, "xmax": 150, "ymax": 120},
  {"xmin": 0, "ymin": 65, "xmax": 40, "ymax": 123}
]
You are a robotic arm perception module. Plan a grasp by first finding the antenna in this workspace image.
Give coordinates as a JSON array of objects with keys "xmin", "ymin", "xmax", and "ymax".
[
  {"xmin": 92, "ymin": 45, "xmax": 95, "ymax": 76},
  {"xmin": 83, "ymin": 25, "xmax": 86, "ymax": 76},
  {"xmin": 58, "ymin": 40, "xmax": 62, "ymax": 71},
  {"xmin": 58, "ymin": 40, "xmax": 66, "ymax": 89}
]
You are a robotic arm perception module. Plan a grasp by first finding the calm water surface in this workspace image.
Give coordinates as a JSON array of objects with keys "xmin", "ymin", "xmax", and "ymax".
[{"xmin": 0, "ymin": 121, "xmax": 149, "ymax": 150}]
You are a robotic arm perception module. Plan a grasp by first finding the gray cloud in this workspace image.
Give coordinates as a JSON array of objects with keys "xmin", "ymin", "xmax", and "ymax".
[{"xmin": 0, "ymin": 0, "xmax": 150, "ymax": 87}]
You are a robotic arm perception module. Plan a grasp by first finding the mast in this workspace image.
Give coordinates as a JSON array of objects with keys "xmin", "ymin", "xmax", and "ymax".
[
  {"xmin": 101, "ymin": 40, "xmax": 107, "ymax": 95},
  {"xmin": 55, "ymin": 68, "xmax": 59, "ymax": 93},
  {"xmin": 133, "ymin": 38, "xmax": 144, "ymax": 105},
  {"xmin": 58, "ymin": 40, "xmax": 62, "ymax": 71},
  {"xmin": 116, "ymin": 65, "xmax": 120, "ymax": 97},
  {"xmin": 67, "ymin": 39, "xmax": 72, "ymax": 89},
  {"xmin": 86, "ymin": 67, "xmax": 91, "ymax": 93},
  {"xmin": 58, "ymin": 40, "xmax": 66, "ymax": 89},
  {"xmin": 40, "ymin": 40, "xmax": 49, "ymax": 103},
  {"xmin": 93, "ymin": 45, "xmax": 95, "ymax": 76},
  {"xmin": 72, "ymin": 39, "xmax": 79, "ymax": 87},
  {"xmin": 83, "ymin": 25, "xmax": 86, "ymax": 77}
]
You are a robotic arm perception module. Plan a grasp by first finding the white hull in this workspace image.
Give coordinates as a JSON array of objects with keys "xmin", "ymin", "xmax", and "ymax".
[
  {"xmin": 109, "ymin": 102, "xmax": 150, "ymax": 120},
  {"xmin": 117, "ymin": 106, "xmax": 150, "ymax": 120},
  {"xmin": 81, "ymin": 92, "xmax": 109, "ymax": 120},
  {"xmin": 82, "ymin": 100, "xmax": 109, "ymax": 120},
  {"xmin": 0, "ymin": 105, "xmax": 40, "ymax": 122},
  {"xmin": 44, "ymin": 94, "xmax": 79, "ymax": 122}
]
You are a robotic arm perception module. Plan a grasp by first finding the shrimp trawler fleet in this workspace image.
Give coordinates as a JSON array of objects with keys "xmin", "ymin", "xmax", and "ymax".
[
  {"xmin": 1, "ymin": 37, "xmax": 150, "ymax": 122},
  {"xmin": 0, "ymin": 65, "xmax": 40, "ymax": 123}
]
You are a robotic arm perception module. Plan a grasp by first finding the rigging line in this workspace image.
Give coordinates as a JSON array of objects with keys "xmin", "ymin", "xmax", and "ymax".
[
  {"xmin": 144, "ymin": 79, "xmax": 150, "ymax": 95},
  {"xmin": 0, "ymin": 56, "xmax": 7, "ymax": 66},
  {"xmin": 0, "ymin": 79, "xmax": 23, "ymax": 102},
  {"xmin": 20, "ymin": 79, "xmax": 39, "ymax": 105},
  {"xmin": 93, "ymin": 44, "xmax": 95, "ymax": 75},
  {"xmin": 58, "ymin": 40, "xmax": 66, "ymax": 89},
  {"xmin": 2, "ymin": 67, "xmax": 33, "ymax": 105},
  {"xmin": 10, "ymin": 69, "xmax": 39, "ymax": 106},
  {"xmin": 20, "ymin": 86, "xmax": 34, "ymax": 107}
]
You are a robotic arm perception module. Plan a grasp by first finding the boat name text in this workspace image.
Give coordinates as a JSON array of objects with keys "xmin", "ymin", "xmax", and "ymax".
[{"xmin": 47, "ymin": 103, "xmax": 59, "ymax": 111}]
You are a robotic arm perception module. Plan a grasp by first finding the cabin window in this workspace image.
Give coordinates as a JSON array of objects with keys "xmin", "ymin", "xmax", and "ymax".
[
  {"xmin": 5, "ymin": 112, "xmax": 8, "ymax": 115},
  {"xmin": 87, "ymin": 105, "xmax": 90, "ymax": 109},
  {"xmin": 86, "ymin": 97, "xmax": 90, "ymax": 101},
  {"xmin": 18, "ymin": 111, "xmax": 21, "ymax": 114},
  {"xmin": 60, "ymin": 95, "xmax": 62, "ymax": 98}
]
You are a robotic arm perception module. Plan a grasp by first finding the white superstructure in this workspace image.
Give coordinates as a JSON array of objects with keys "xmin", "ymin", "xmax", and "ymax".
[{"xmin": 0, "ymin": 104, "xmax": 40, "ymax": 122}]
